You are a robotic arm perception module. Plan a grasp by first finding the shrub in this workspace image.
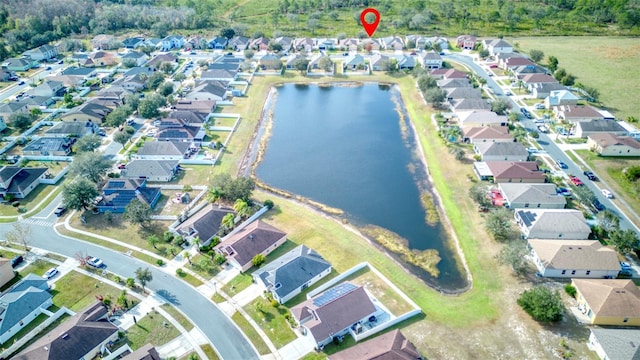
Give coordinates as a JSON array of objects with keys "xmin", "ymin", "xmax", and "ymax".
[
  {"xmin": 517, "ymin": 285, "xmax": 563, "ymax": 322},
  {"xmin": 199, "ymin": 245, "xmax": 211, "ymax": 253},
  {"xmin": 263, "ymin": 199, "xmax": 274, "ymax": 209},
  {"xmin": 18, "ymin": 206, "xmax": 27, "ymax": 213},
  {"xmin": 176, "ymin": 268, "xmax": 185, "ymax": 277},
  {"xmin": 11, "ymin": 201, "xmax": 20, "ymax": 207},
  {"xmin": 164, "ymin": 231, "xmax": 175, "ymax": 243},
  {"xmin": 213, "ymin": 253, "xmax": 226, "ymax": 265},
  {"xmin": 126, "ymin": 278, "xmax": 135, "ymax": 287},
  {"xmin": 156, "ymin": 259, "xmax": 165, "ymax": 266},
  {"xmin": 564, "ymin": 284, "xmax": 576, "ymax": 298},
  {"xmin": 270, "ymin": 299, "xmax": 280, "ymax": 308},
  {"xmin": 252, "ymin": 254, "xmax": 265, "ymax": 267}
]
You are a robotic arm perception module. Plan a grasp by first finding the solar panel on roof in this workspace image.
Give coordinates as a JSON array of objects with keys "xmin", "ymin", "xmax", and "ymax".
[
  {"xmin": 312, "ymin": 283, "xmax": 357, "ymax": 307},
  {"xmin": 519, "ymin": 210, "xmax": 538, "ymax": 227},
  {"xmin": 109, "ymin": 181, "xmax": 125, "ymax": 188}
]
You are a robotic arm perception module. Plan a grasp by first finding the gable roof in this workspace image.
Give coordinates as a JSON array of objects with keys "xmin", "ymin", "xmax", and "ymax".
[
  {"xmin": 446, "ymin": 87, "xmax": 482, "ymax": 100},
  {"xmin": 121, "ymin": 343, "xmax": 161, "ymax": 360},
  {"xmin": 463, "ymin": 126, "xmax": 512, "ymax": 140},
  {"xmin": 215, "ymin": 220, "xmax": 287, "ymax": 268},
  {"xmin": 573, "ymin": 279, "xmax": 640, "ymax": 318},
  {"xmin": 0, "ymin": 166, "xmax": 47, "ymax": 195},
  {"xmin": 451, "ymin": 98, "xmax": 492, "ymax": 111},
  {"xmin": 437, "ymin": 78, "xmax": 472, "ymax": 88},
  {"xmin": 61, "ymin": 100, "xmax": 112, "ymax": 122},
  {"xmin": 589, "ymin": 133, "xmax": 640, "ymax": 149},
  {"xmin": 291, "ymin": 283, "xmax": 376, "ymax": 344},
  {"xmin": 475, "ymin": 142, "xmax": 528, "ymax": 157},
  {"xmin": 548, "ymin": 90, "xmax": 579, "ymax": 101},
  {"xmin": 555, "ymin": 105, "xmax": 604, "ymax": 119},
  {"xmin": 430, "ymin": 68, "xmax": 467, "ymax": 79},
  {"xmin": 329, "ymin": 329, "xmax": 421, "ymax": 360},
  {"xmin": 167, "ymin": 110, "xmax": 208, "ymax": 125},
  {"xmin": 176, "ymin": 204, "xmax": 235, "ymax": 244},
  {"xmin": 137, "ymin": 140, "xmax": 191, "ymax": 156},
  {"xmin": 589, "ymin": 328, "xmax": 640, "ymax": 360},
  {"xmin": 498, "ymin": 183, "xmax": 565, "ymax": 207},
  {"xmin": 528, "ymin": 239, "xmax": 619, "ymax": 271},
  {"xmin": 121, "ymin": 160, "xmax": 178, "ymax": 179},
  {"xmin": 457, "ymin": 110, "xmax": 508, "ymax": 126},
  {"xmin": 578, "ymin": 119, "xmax": 627, "ymax": 132},
  {"xmin": 174, "ymin": 100, "xmax": 216, "ymax": 114},
  {"xmin": 485, "ymin": 161, "xmax": 543, "ymax": 180},
  {"xmin": 516, "ymin": 209, "xmax": 590, "ymax": 235},
  {"xmin": 256, "ymin": 245, "xmax": 332, "ymax": 300},
  {"xmin": 486, "ymin": 38, "xmax": 512, "ymax": 48},
  {"xmin": 369, "ymin": 53, "xmax": 390, "ymax": 67},
  {"xmin": 14, "ymin": 302, "xmax": 118, "ymax": 360},
  {"xmin": 0, "ymin": 275, "xmax": 51, "ymax": 336},
  {"xmin": 520, "ymin": 73, "xmax": 556, "ymax": 83}
]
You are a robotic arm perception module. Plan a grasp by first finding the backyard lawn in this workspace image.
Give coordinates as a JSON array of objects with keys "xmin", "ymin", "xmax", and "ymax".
[{"xmin": 342, "ymin": 267, "xmax": 415, "ymax": 316}]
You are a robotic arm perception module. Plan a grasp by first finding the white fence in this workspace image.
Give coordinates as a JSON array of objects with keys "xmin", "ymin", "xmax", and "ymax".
[
  {"xmin": 23, "ymin": 155, "xmax": 73, "ymax": 162},
  {"xmin": 40, "ymin": 166, "xmax": 69, "ymax": 184}
]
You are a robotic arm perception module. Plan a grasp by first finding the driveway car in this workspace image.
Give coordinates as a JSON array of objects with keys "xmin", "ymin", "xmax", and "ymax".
[
  {"xmin": 43, "ymin": 268, "xmax": 59, "ymax": 279},
  {"xmin": 583, "ymin": 170, "xmax": 597, "ymax": 181},
  {"xmin": 556, "ymin": 159, "xmax": 568, "ymax": 169},
  {"xmin": 556, "ymin": 187, "xmax": 571, "ymax": 196},
  {"xmin": 621, "ymin": 262, "xmax": 632, "ymax": 270},
  {"xmin": 86, "ymin": 256, "xmax": 104, "ymax": 268},
  {"xmin": 10, "ymin": 255, "xmax": 24, "ymax": 268},
  {"xmin": 569, "ymin": 175, "xmax": 583, "ymax": 186},
  {"xmin": 601, "ymin": 189, "xmax": 614, "ymax": 199},
  {"xmin": 18, "ymin": 80, "xmax": 25, "ymax": 85},
  {"xmin": 117, "ymin": 164, "xmax": 126, "ymax": 170},
  {"xmin": 534, "ymin": 103, "xmax": 545, "ymax": 109}
]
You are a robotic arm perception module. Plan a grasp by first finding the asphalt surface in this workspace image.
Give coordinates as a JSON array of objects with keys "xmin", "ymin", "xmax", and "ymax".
[
  {"xmin": 0, "ymin": 202, "xmax": 259, "ymax": 360},
  {"xmin": 445, "ymin": 53, "xmax": 640, "ymax": 235}
]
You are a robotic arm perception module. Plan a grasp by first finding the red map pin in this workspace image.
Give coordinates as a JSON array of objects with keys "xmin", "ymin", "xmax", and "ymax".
[{"xmin": 360, "ymin": 8, "xmax": 380, "ymax": 37}]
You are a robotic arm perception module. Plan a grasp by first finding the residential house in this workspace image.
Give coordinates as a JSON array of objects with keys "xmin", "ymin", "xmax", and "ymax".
[
  {"xmin": 14, "ymin": 301, "xmax": 120, "ymax": 360},
  {"xmin": 85, "ymin": 51, "xmax": 120, "ymax": 67},
  {"xmin": 498, "ymin": 183, "xmax": 566, "ymax": 209},
  {"xmin": 0, "ymin": 101, "xmax": 29, "ymax": 122},
  {"xmin": 173, "ymin": 100, "xmax": 216, "ymax": 115},
  {"xmin": 339, "ymin": 38, "xmax": 359, "ymax": 51},
  {"xmin": 554, "ymin": 105, "xmax": 606, "ymax": 123},
  {"xmin": 146, "ymin": 53, "xmax": 178, "ymax": 68},
  {"xmin": 22, "ymin": 44, "xmax": 58, "ymax": 62},
  {"xmin": 450, "ymin": 98, "xmax": 492, "ymax": 112},
  {"xmin": 254, "ymin": 245, "xmax": 332, "ymax": 304},
  {"xmin": 112, "ymin": 74, "xmax": 146, "ymax": 92},
  {"xmin": 446, "ymin": 87, "xmax": 483, "ymax": 101},
  {"xmin": 528, "ymin": 240, "xmax": 620, "ymax": 278},
  {"xmin": 588, "ymin": 133, "xmax": 640, "ymax": 156},
  {"xmin": 474, "ymin": 161, "xmax": 546, "ymax": 183},
  {"xmin": 329, "ymin": 329, "xmax": 422, "ymax": 360},
  {"xmin": 45, "ymin": 75, "xmax": 82, "ymax": 89},
  {"xmin": 134, "ymin": 140, "xmax": 193, "ymax": 160},
  {"xmin": 0, "ymin": 69, "xmax": 14, "ymax": 81},
  {"xmin": 530, "ymin": 82, "xmax": 567, "ymax": 100},
  {"xmin": 122, "ymin": 36, "xmax": 145, "ymax": 49},
  {"xmin": 0, "ymin": 166, "xmax": 48, "ymax": 200},
  {"xmin": 369, "ymin": 54, "xmax": 390, "ymax": 71},
  {"xmin": 23, "ymin": 137, "xmax": 75, "ymax": 156},
  {"xmin": 0, "ymin": 117, "xmax": 6, "ymax": 133},
  {"xmin": 513, "ymin": 65, "xmax": 550, "ymax": 79},
  {"xmin": 380, "ymin": 36, "xmax": 404, "ymax": 51},
  {"xmin": 456, "ymin": 35, "xmax": 477, "ymax": 50},
  {"xmin": 28, "ymin": 79, "xmax": 65, "ymax": 98},
  {"xmin": 294, "ymin": 37, "xmax": 315, "ymax": 52},
  {"xmin": 228, "ymin": 36, "xmax": 250, "ymax": 51},
  {"xmin": 258, "ymin": 54, "xmax": 282, "ymax": 71},
  {"xmin": 437, "ymin": 78, "xmax": 471, "ymax": 88},
  {"xmin": 521, "ymin": 74, "xmax": 557, "ymax": 88},
  {"xmin": 474, "ymin": 142, "xmax": 528, "ymax": 161},
  {"xmin": 396, "ymin": 55, "xmax": 416, "ymax": 70},
  {"xmin": 156, "ymin": 124, "xmax": 205, "ymax": 143},
  {"xmin": 308, "ymin": 54, "xmax": 333, "ymax": 73},
  {"xmin": 46, "ymin": 121, "xmax": 96, "ymax": 138},
  {"xmin": 0, "ymin": 258, "xmax": 14, "ymax": 288},
  {"xmin": 214, "ymin": 220, "xmax": 287, "ymax": 272},
  {"xmin": 545, "ymin": 90, "xmax": 579, "ymax": 108},
  {"xmin": 1, "ymin": 58, "xmax": 37, "ymax": 72},
  {"xmin": 0, "ymin": 274, "xmax": 52, "ymax": 344},
  {"xmin": 501, "ymin": 57, "xmax": 534, "ymax": 70},
  {"xmin": 12, "ymin": 95, "xmax": 54, "ymax": 110},
  {"xmin": 291, "ymin": 282, "xmax": 379, "ymax": 348},
  {"xmin": 316, "ymin": 38, "xmax": 336, "ymax": 51},
  {"xmin": 160, "ymin": 35, "xmax": 185, "ymax": 51},
  {"xmin": 121, "ymin": 344, "xmax": 162, "ymax": 360},
  {"xmin": 96, "ymin": 178, "xmax": 161, "ymax": 214},
  {"xmin": 92, "ymin": 34, "xmax": 116, "ymax": 50},
  {"xmin": 514, "ymin": 209, "xmax": 590, "ymax": 239},
  {"xmin": 406, "ymin": 35, "xmax": 430, "ymax": 49},
  {"xmin": 61, "ymin": 66, "xmax": 97, "ymax": 79},
  {"xmin": 143, "ymin": 38, "xmax": 162, "ymax": 49},
  {"xmin": 588, "ymin": 328, "xmax": 640, "ymax": 360},
  {"xmin": 185, "ymin": 81, "xmax": 228, "ymax": 102},
  {"xmin": 209, "ymin": 36, "xmax": 229, "ymax": 50},
  {"xmin": 70, "ymin": 52, "xmax": 89, "ymax": 63},
  {"xmin": 457, "ymin": 110, "xmax": 507, "ymax": 127},
  {"xmin": 573, "ymin": 279, "xmax": 640, "ymax": 326},
  {"xmin": 60, "ymin": 100, "xmax": 112, "ymax": 124},
  {"xmin": 430, "ymin": 68, "xmax": 467, "ymax": 80},
  {"xmin": 483, "ymin": 39, "xmax": 514, "ymax": 55},
  {"xmin": 120, "ymin": 160, "xmax": 179, "ymax": 182},
  {"xmin": 427, "ymin": 36, "xmax": 449, "ymax": 50},
  {"xmin": 420, "ymin": 51, "xmax": 443, "ymax": 69},
  {"xmin": 96, "ymin": 86, "xmax": 133, "ymax": 101},
  {"xmin": 121, "ymin": 51, "xmax": 149, "ymax": 67},
  {"xmin": 343, "ymin": 54, "xmax": 366, "ymax": 71},
  {"xmin": 285, "ymin": 55, "xmax": 305, "ymax": 70},
  {"xmin": 575, "ymin": 119, "xmax": 627, "ymax": 138},
  {"xmin": 186, "ymin": 35, "xmax": 208, "ymax": 50},
  {"xmin": 463, "ymin": 126, "xmax": 513, "ymax": 144},
  {"xmin": 175, "ymin": 204, "xmax": 235, "ymax": 245},
  {"xmin": 273, "ymin": 36, "xmax": 294, "ymax": 52},
  {"xmin": 497, "ymin": 53, "xmax": 527, "ymax": 68},
  {"xmin": 250, "ymin": 37, "xmax": 270, "ymax": 51}
]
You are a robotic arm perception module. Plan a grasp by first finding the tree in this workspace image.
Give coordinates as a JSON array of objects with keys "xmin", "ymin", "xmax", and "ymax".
[
  {"xmin": 206, "ymin": 188, "xmax": 223, "ymax": 204},
  {"xmin": 498, "ymin": 240, "xmax": 530, "ymax": 276},
  {"xmin": 529, "ymin": 49, "xmax": 544, "ymax": 62},
  {"xmin": 479, "ymin": 49, "xmax": 490, "ymax": 58},
  {"xmin": 293, "ymin": 57, "xmax": 310, "ymax": 74},
  {"xmin": 547, "ymin": 56, "xmax": 559, "ymax": 72},
  {"xmin": 220, "ymin": 27, "xmax": 235, "ymax": 39},
  {"xmin": 147, "ymin": 235, "xmax": 160, "ymax": 249},
  {"xmin": 221, "ymin": 213, "xmax": 235, "ymax": 233},
  {"xmin": 138, "ymin": 98, "xmax": 161, "ymax": 119},
  {"xmin": 9, "ymin": 112, "xmax": 34, "ymax": 130},
  {"xmin": 5, "ymin": 222, "xmax": 32, "ymax": 251},
  {"xmin": 30, "ymin": 108, "xmax": 42, "ymax": 118},
  {"xmin": 469, "ymin": 183, "xmax": 491, "ymax": 207},
  {"xmin": 608, "ymin": 229, "xmax": 639, "ymax": 255},
  {"xmin": 268, "ymin": 42, "xmax": 283, "ymax": 52},
  {"xmin": 174, "ymin": 72, "xmax": 186, "ymax": 82},
  {"xmin": 252, "ymin": 253, "xmax": 266, "ymax": 267},
  {"xmin": 74, "ymin": 134, "xmax": 102, "ymax": 153},
  {"xmin": 113, "ymin": 131, "xmax": 132, "ymax": 146},
  {"xmin": 491, "ymin": 97, "xmax": 511, "ymax": 114},
  {"xmin": 573, "ymin": 185, "xmax": 596, "ymax": 206},
  {"xmin": 582, "ymin": 85, "xmax": 600, "ymax": 102},
  {"xmin": 134, "ymin": 267, "xmax": 153, "ymax": 290},
  {"xmin": 159, "ymin": 61, "xmax": 174, "ymax": 74},
  {"xmin": 263, "ymin": 199, "xmax": 274, "ymax": 210},
  {"xmin": 307, "ymin": 18, "xmax": 319, "ymax": 34},
  {"xmin": 123, "ymin": 199, "xmax": 152, "ymax": 229},
  {"xmin": 63, "ymin": 178, "xmax": 99, "ymax": 210},
  {"xmin": 317, "ymin": 56, "xmax": 333, "ymax": 72},
  {"xmin": 485, "ymin": 208, "xmax": 516, "ymax": 242},
  {"xmin": 69, "ymin": 152, "xmax": 113, "ymax": 183},
  {"xmin": 624, "ymin": 165, "xmax": 640, "ymax": 182},
  {"xmin": 210, "ymin": 174, "xmax": 255, "ymax": 202},
  {"xmin": 146, "ymin": 72, "xmax": 165, "ymax": 90},
  {"xmin": 158, "ymin": 81, "xmax": 174, "ymax": 96},
  {"xmin": 597, "ymin": 210, "xmax": 620, "ymax": 233},
  {"xmin": 244, "ymin": 49, "xmax": 254, "ymax": 60},
  {"xmin": 417, "ymin": 75, "xmax": 437, "ymax": 92},
  {"xmin": 423, "ymin": 88, "xmax": 446, "ymax": 108},
  {"xmin": 517, "ymin": 286, "xmax": 564, "ymax": 322},
  {"xmin": 213, "ymin": 253, "xmax": 226, "ymax": 265},
  {"xmin": 234, "ymin": 199, "xmax": 251, "ymax": 219},
  {"xmin": 105, "ymin": 105, "xmax": 132, "ymax": 127},
  {"xmin": 124, "ymin": 94, "xmax": 141, "ymax": 110}
]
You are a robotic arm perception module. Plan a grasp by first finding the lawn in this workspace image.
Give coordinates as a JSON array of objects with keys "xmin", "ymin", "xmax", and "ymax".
[
  {"xmin": 186, "ymin": 253, "xmax": 222, "ymax": 279},
  {"xmin": 231, "ymin": 311, "xmax": 271, "ymax": 355},
  {"xmin": 175, "ymin": 269, "xmax": 204, "ymax": 287},
  {"xmin": 200, "ymin": 344, "xmax": 220, "ymax": 360},
  {"xmin": 342, "ymin": 267, "xmax": 415, "ymax": 316},
  {"xmin": 243, "ymin": 297, "xmax": 297, "ymax": 349},
  {"xmin": 211, "ymin": 116, "xmax": 238, "ymax": 128},
  {"xmin": 152, "ymin": 190, "xmax": 190, "ymax": 216},
  {"xmin": 51, "ymin": 271, "xmax": 138, "ymax": 312},
  {"xmin": 221, "ymin": 273, "xmax": 254, "ymax": 297},
  {"xmin": 20, "ymin": 259, "xmax": 56, "ymax": 277},
  {"xmin": 512, "ymin": 36, "xmax": 640, "ymax": 120},
  {"xmin": 160, "ymin": 304, "xmax": 194, "ymax": 331},
  {"xmin": 169, "ymin": 165, "xmax": 216, "ymax": 186},
  {"xmin": 0, "ymin": 184, "xmax": 57, "ymax": 216},
  {"xmin": 125, "ymin": 311, "xmax": 181, "ymax": 350}
]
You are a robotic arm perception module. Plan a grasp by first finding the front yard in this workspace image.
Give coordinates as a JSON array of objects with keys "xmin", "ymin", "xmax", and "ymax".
[
  {"xmin": 124, "ymin": 311, "xmax": 181, "ymax": 350},
  {"xmin": 51, "ymin": 271, "xmax": 138, "ymax": 312},
  {"xmin": 0, "ymin": 184, "xmax": 59, "ymax": 217},
  {"xmin": 243, "ymin": 296, "xmax": 297, "ymax": 349}
]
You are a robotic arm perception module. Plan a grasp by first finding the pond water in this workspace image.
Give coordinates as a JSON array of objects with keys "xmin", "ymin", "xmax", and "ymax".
[{"xmin": 255, "ymin": 83, "xmax": 468, "ymax": 291}]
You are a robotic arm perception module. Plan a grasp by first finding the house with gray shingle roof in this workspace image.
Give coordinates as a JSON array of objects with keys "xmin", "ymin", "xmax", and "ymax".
[
  {"xmin": 0, "ymin": 166, "xmax": 48, "ymax": 200},
  {"xmin": 22, "ymin": 44, "xmax": 58, "ymax": 62},
  {"xmin": 120, "ymin": 51, "xmax": 148, "ymax": 67},
  {"xmin": 0, "ymin": 274, "xmax": 52, "ymax": 344},
  {"xmin": 528, "ymin": 239, "xmax": 619, "ymax": 278},
  {"xmin": 343, "ymin": 54, "xmax": 366, "ymax": 71},
  {"xmin": 255, "ymin": 245, "xmax": 332, "ymax": 304},
  {"xmin": 175, "ymin": 204, "xmax": 235, "ymax": 245},
  {"xmin": 59, "ymin": 100, "xmax": 112, "ymax": 124},
  {"xmin": 120, "ymin": 160, "xmax": 179, "ymax": 182},
  {"xmin": 185, "ymin": 81, "xmax": 228, "ymax": 102},
  {"xmin": 369, "ymin": 54, "xmax": 390, "ymax": 71},
  {"xmin": 483, "ymin": 38, "xmax": 513, "ymax": 55},
  {"xmin": 1, "ymin": 58, "xmax": 38, "ymax": 72},
  {"xmin": 576, "ymin": 119, "xmax": 627, "ymax": 138},
  {"xmin": 446, "ymin": 87, "xmax": 482, "ymax": 100},
  {"xmin": 46, "ymin": 121, "xmax": 96, "ymax": 138},
  {"xmin": 420, "ymin": 50, "xmax": 443, "ymax": 69},
  {"xmin": 589, "ymin": 328, "xmax": 640, "ymax": 360},
  {"xmin": 437, "ymin": 78, "xmax": 471, "ymax": 88},
  {"xmin": 474, "ymin": 141, "xmax": 528, "ymax": 161},
  {"xmin": 215, "ymin": 220, "xmax": 287, "ymax": 272},
  {"xmin": 498, "ymin": 183, "xmax": 565, "ymax": 209},
  {"xmin": 134, "ymin": 140, "xmax": 192, "ymax": 160},
  {"xmin": 530, "ymin": 82, "xmax": 567, "ymax": 99},
  {"xmin": 23, "ymin": 137, "xmax": 75, "ymax": 156},
  {"xmin": 515, "ymin": 209, "xmax": 591, "ymax": 239},
  {"xmin": 27, "ymin": 80, "xmax": 65, "ymax": 98}
]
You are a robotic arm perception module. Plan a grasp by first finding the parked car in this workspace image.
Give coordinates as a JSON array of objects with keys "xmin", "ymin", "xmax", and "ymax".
[
  {"xmin": 86, "ymin": 256, "xmax": 104, "ymax": 268},
  {"xmin": 601, "ymin": 189, "xmax": 614, "ymax": 199},
  {"xmin": 117, "ymin": 164, "xmax": 126, "ymax": 169},
  {"xmin": 619, "ymin": 268, "xmax": 633, "ymax": 278},
  {"xmin": 583, "ymin": 170, "xmax": 597, "ymax": 181},
  {"xmin": 556, "ymin": 159, "xmax": 568, "ymax": 169},
  {"xmin": 54, "ymin": 206, "xmax": 67, "ymax": 217},
  {"xmin": 10, "ymin": 255, "xmax": 24, "ymax": 268},
  {"xmin": 18, "ymin": 80, "xmax": 25, "ymax": 85},
  {"xmin": 489, "ymin": 64, "xmax": 498, "ymax": 68},
  {"xmin": 621, "ymin": 262, "xmax": 633, "ymax": 270},
  {"xmin": 556, "ymin": 187, "xmax": 572, "ymax": 196},
  {"xmin": 534, "ymin": 103, "xmax": 545, "ymax": 109},
  {"xmin": 43, "ymin": 268, "xmax": 59, "ymax": 279},
  {"xmin": 58, "ymin": 60, "xmax": 64, "ymax": 64},
  {"xmin": 505, "ymin": 91, "xmax": 513, "ymax": 96},
  {"xmin": 569, "ymin": 175, "xmax": 583, "ymax": 186},
  {"xmin": 592, "ymin": 199, "xmax": 605, "ymax": 212}
]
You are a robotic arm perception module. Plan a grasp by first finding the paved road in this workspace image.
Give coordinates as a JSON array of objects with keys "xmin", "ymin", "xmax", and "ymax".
[
  {"xmin": 0, "ymin": 208, "xmax": 259, "ymax": 360},
  {"xmin": 445, "ymin": 53, "xmax": 640, "ymax": 236}
]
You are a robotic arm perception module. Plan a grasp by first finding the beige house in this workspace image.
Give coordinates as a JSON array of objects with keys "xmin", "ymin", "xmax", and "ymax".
[
  {"xmin": 573, "ymin": 279, "xmax": 640, "ymax": 326},
  {"xmin": 528, "ymin": 239, "xmax": 620, "ymax": 278},
  {"xmin": 588, "ymin": 133, "xmax": 640, "ymax": 157},
  {"xmin": 215, "ymin": 220, "xmax": 287, "ymax": 272},
  {"xmin": 0, "ymin": 258, "xmax": 15, "ymax": 288}
]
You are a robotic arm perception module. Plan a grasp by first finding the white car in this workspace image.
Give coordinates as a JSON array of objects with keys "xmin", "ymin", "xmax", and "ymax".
[
  {"xmin": 534, "ymin": 103, "xmax": 545, "ymax": 109},
  {"xmin": 86, "ymin": 256, "xmax": 104, "ymax": 268},
  {"xmin": 601, "ymin": 189, "xmax": 614, "ymax": 199},
  {"xmin": 43, "ymin": 268, "xmax": 59, "ymax": 279}
]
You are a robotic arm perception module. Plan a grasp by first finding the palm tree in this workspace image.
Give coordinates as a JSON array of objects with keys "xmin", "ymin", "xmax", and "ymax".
[
  {"xmin": 206, "ymin": 188, "xmax": 223, "ymax": 204},
  {"xmin": 234, "ymin": 199, "xmax": 251, "ymax": 219},
  {"xmin": 221, "ymin": 213, "xmax": 235, "ymax": 234},
  {"xmin": 147, "ymin": 235, "xmax": 159, "ymax": 250}
]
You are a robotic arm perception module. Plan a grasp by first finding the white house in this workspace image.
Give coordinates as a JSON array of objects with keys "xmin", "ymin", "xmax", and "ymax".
[
  {"xmin": 473, "ymin": 141, "xmax": 529, "ymax": 161},
  {"xmin": 0, "ymin": 274, "xmax": 52, "ymax": 344},
  {"xmin": 588, "ymin": 328, "xmax": 640, "ymax": 360},
  {"xmin": 483, "ymin": 39, "xmax": 513, "ymax": 56},
  {"xmin": 420, "ymin": 51, "xmax": 443, "ymax": 69},
  {"xmin": 528, "ymin": 239, "xmax": 620, "ymax": 278},
  {"xmin": 515, "ymin": 209, "xmax": 591, "ymax": 240}
]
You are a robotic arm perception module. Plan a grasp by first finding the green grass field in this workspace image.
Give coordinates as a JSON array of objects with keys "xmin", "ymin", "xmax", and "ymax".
[
  {"xmin": 125, "ymin": 312, "xmax": 181, "ymax": 350},
  {"xmin": 51, "ymin": 271, "xmax": 137, "ymax": 312},
  {"xmin": 513, "ymin": 36, "xmax": 640, "ymax": 120},
  {"xmin": 243, "ymin": 297, "xmax": 297, "ymax": 349},
  {"xmin": 231, "ymin": 311, "xmax": 271, "ymax": 355}
]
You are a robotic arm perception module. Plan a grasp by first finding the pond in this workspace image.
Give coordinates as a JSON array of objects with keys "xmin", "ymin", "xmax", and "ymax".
[{"xmin": 255, "ymin": 83, "xmax": 468, "ymax": 292}]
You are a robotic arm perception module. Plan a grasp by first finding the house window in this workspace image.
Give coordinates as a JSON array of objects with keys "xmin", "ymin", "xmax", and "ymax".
[
  {"xmin": 524, "ymin": 203, "xmax": 529, "ymax": 208},
  {"xmin": 571, "ymin": 270, "xmax": 576, "ymax": 275},
  {"xmin": 586, "ymin": 270, "xmax": 591, "ymax": 275},
  {"xmin": 561, "ymin": 270, "xmax": 566, "ymax": 275}
]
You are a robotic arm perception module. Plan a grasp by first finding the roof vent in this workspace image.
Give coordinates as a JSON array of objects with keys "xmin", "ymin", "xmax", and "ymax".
[{"xmin": 62, "ymin": 333, "xmax": 69, "ymax": 339}]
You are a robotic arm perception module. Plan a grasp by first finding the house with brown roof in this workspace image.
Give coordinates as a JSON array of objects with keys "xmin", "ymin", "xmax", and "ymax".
[
  {"xmin": 329, "ymin": 329, "xmax": 422, "ymax": 360},
  {"xmin": 14, "ymin": 301, "xmax": 120, "ymax": 360},
  {"xmin": 463, "ymin": 126, "xmax": 513, "ymax": 144},
  {"xmin": 474, "ymin": 161, "xmax": 545, "ymax": 183},
  {"xmin": 528, "ymin": 240, "xmax": 620, "ymax": 278},
  {"xmin": 175, "ymin": 204, "xmax": 235, "ymax": 245},
  {"xmin": 430, "ymin": 68, "xmax": 467, "ymax": 80},
  {"xmin": 501, "ymin": 57, "xmax": 534, "ymax": 70},
  {"xmin": 456, "ymin": 35, "xmax": 477, "ymax": 50},
  {"xmin": 572, "ymin": 279, "xmax": 640, "ymax": 326},
  {"xmin": 587, "ymin": 133, "xmax": 640, "ymax": 157},
  {"xmin": 0, "ymin": 258, "xmax": 15, "ymax": 289},
  {"xmin": 215, "ymin": 220, "xmax": 287, "ymax": 272},
  {"xmin": 514, "ymin": 209, "xmax": 591, "ymax": 240},
  {"xmin": 250, "ymin": 37, "xmax": 270, "ymax": 51},
  {"xmin": 121, "ymin": 344, "xmax": 161, "ymax": 360},
  {"xmin": 554, "ymin": 105, "xmax": 605, "ymax": 123},
  {"xmin": 291, "ymin": 282, "xmax": 379, "ymax": 348},
  {"xmin": 146, "ymin": 53, "xmax": 178, "ymax": 68}
]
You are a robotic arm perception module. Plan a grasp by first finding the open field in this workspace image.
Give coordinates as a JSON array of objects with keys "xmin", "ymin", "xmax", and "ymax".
[{"xmin": 513, "ymin": 36, "xmax": 640, "ymax": 120}]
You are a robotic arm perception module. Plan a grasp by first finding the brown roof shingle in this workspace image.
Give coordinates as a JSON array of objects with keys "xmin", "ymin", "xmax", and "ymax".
[
  {"xmin": 215, "ymin": 220, "xmax": 286, "ymax": 268},
  {"xmin": 329, "ymin": 329, "xmax": 421, "ymax": 360},
  {"xmin": 573, "ymin": 279, "xmax": 640, "ymax": 318}
]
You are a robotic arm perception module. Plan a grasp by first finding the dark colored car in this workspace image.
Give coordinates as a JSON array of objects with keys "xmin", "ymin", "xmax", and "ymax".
[
  {"xmin": 556, "ymin": 159, "xmax": 568, "ymax": 169},
  {"xmin": 54, "ymin": 206, "xmax": 67, "ymax": 217},
  {"xmin": 592, "ymin": 199, "xmax": 605, "ymax": 212},
  {"xmin": 10, "ymin": 255, "xmax": 24, "ymax": 268},
  {"xmin": 583, "ymin": 170, "xmax": 597, "ymax": 181}
]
